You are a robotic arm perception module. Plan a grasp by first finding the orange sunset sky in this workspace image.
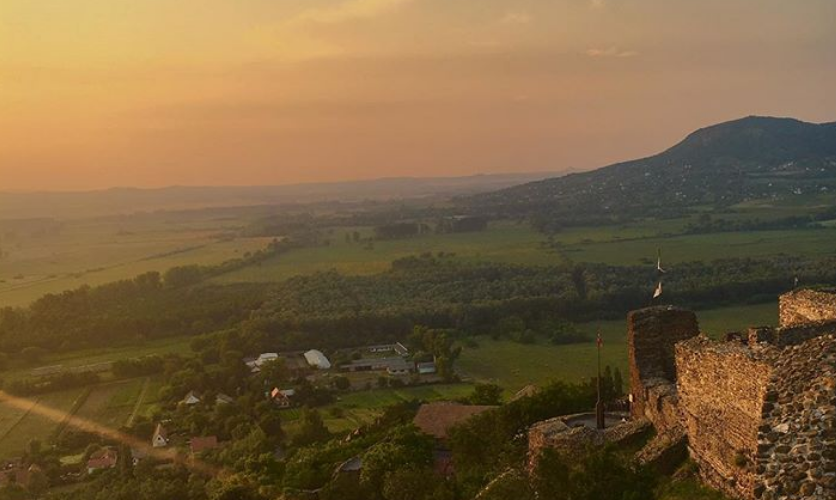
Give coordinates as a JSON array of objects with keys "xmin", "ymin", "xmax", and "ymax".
[{"xmin": 1, "ymin": 0, "xmax": 835, "ymax": 191}]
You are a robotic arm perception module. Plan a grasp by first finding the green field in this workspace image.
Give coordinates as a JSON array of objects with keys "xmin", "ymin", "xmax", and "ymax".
[
  {"xmin": 214, "ymin": 221, "xmax": 558, "ymax": 283},
  {"xmin": 458, "ymin": 302, "xmax": 778, "ymax": 391},
  {"xmin": 74, "ymin": 378, "xmax": 149, "ymax": 429},
  {"xmin": 0, "ymin": 211, "xmax": 271, "ymax": 307},
  {"xmin": 0, "ymin": 388, "xmax": 87, "ymax": 457},
  {"xmin": 281, "ymin": 384, "xmax": 475, "ymax": 435},
  {"xmin": 213, "ymin": 219, "xmax": 836, "ymax": 285},
  {"xmin": 561, "ymin": 228, "xmax": 836, "ymax": 266},
  {"xmin": 3, "ymin": 336, "xmax": 194, "ymax": 382}
]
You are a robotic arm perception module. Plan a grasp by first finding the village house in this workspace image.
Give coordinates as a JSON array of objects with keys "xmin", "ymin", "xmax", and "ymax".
[
  {"xmin": 0, "ymin": 463, "xmax": 43, "ymax": 490},
  {"xmin": 270, "ymin": 388, "xmax": 295, "ymax": 408},
  {"xmin": 413, "ymin": 402, "xmax": 497, "ymax": 476},
  {"xmin": 180, "ymin": 391, "xmax": 201, "ymax": 406},
  {"xmin": 215, "ymin": 393, "xmax": 234, "ymax": 405},
  {"xmin": 87, "ymin": 447, "xmax": 118, "ymax": 474},
  {"xmin": 151, "ymin": 423, "xmax": 169, "ymax": 447}
]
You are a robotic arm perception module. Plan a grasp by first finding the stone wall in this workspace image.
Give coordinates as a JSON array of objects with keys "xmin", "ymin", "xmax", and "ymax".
[
  {"xmin": 755, "ymin": 335, "xmax": 836, "ymax": 500},
  {"xmin": 779, "ymin": 289, "xmax": 836, "ymax": 328},
  {"xmin": 675, "ymin": 336, "xmax": 775, "ymax": 499},
  {"xmin": 527, "ymin": 415, "xmax": 650, "ymax": 472},
  {"xmin": 628, "ymin": 306, "xmax": 699, "ymax": 422}
]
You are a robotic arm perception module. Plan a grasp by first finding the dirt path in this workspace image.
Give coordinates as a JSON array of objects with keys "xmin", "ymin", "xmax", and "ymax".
[{"xmin": 125, "ymin": 377, "xmax": 151, "ymax": 427}]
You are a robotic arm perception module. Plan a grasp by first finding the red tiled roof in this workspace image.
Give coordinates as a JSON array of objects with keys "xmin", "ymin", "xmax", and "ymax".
[
  {"xmin": 189, "ymin": 436, "xmax": 218, "ymax": 454},
  {"xmin": 413, "ymin": 402, "xmax": 497, "ymax": 440},
  {"xmin": 87, "ymin": 448, "xmax": 118, "ymax": 470}
]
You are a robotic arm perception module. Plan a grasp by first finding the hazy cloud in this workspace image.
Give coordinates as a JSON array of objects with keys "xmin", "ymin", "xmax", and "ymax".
[
  {"xmin": 500, "ymin": 11, "xmax": 532, "ymax": 25},
  {"xmin": 590, "ymin": 0, "xmax": 607, "ymax": 10},
  {"xmin": 585, "ymin": 46, "xmax": 639, "ymax": 58},
  {"xmin": 288, "ymin": 0, "xmax": 416, "ymax": 26}
]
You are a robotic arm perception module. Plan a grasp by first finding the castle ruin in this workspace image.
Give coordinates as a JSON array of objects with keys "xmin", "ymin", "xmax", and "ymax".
[{"xmin": 628, "ymin": 289, "xmax": 836, "ymax": 500}]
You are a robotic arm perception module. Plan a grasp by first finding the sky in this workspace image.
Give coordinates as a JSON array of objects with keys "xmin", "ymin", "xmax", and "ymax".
[{"xmin": 1, "ymin": 0, "xmax": 835, "ymax": 191}]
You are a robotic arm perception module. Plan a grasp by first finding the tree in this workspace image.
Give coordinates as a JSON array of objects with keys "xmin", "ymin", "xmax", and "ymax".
[
  {"xmin": 293, "ymin": 408, "xmax": 330, "ymax": 447},
  {"xmin": 468, "ymin": 383, "xmax": 503, "ymax": 406},
  {"xmin": 361, "ymin": 426, "xmax": 434, "ymax": 493}
]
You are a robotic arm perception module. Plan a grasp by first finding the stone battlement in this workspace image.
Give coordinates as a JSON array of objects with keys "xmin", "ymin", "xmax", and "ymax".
[{"xmin": 627, "ymin": 289, "xmax": 836, "ymax": 500}]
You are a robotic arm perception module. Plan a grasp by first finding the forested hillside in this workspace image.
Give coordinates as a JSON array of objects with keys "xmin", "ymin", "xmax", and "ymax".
[{"xmin": 464, "ymin": 117, "xmax": 836, "ymax": 227}]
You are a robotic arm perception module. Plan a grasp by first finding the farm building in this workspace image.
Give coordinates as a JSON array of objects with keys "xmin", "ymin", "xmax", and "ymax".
[
  {"xmin": 367, "ymin": 343, "xmax": 410, "ymax": 356},
  {"xmin": 304, "ymin": 350, "xmax": 332, "ymax": 370},
  {"xmin": 152, "ymin": 423, "xmax": 169, "ymax": 447},
  {"xmin": 87, "ymin": 448, "xmax": 118, "ymax": 474},
  {"xmin": 245, "ymin": 352, "xmax": 280, "ymax": 373},
  {"xmin": 340, "ymin": 357, "xmax": 413, "ymax": 374},
  {"xmin": 416, "ymin": 361, "xmax": 437, "ymax": 374}
]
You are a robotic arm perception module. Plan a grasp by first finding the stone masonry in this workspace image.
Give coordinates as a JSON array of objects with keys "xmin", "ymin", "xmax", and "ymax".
[
  {"xmin": 627, "ymin": 290, "xmax": 836, "ymax": 500},
  {"xmin": 779, "ymin": 289, "xmax": 836, "ymax": 328}
]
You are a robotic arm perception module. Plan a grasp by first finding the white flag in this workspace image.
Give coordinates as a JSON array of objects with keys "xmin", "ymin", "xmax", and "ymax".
[{"xmin": 653, "ymin": 281, "xmax": 663, "ymax": 299}]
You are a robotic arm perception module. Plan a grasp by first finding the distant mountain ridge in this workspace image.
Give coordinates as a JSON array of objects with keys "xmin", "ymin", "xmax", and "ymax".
[
  {"xmin": 0, "ymin": 172, "xmax": 559, "ymax": 220},
  {"xmin": 465, "ymin": 116, "xmax": 836, "ymax": 218}
]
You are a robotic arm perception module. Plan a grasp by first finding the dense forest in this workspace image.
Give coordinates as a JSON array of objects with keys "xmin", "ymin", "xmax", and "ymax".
[{"xmin": 1, "ymin": 250, "xmax": 831, "ymax": 356}]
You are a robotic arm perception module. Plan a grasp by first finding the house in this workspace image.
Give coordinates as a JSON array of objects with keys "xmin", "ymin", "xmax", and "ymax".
[
  {"xmin": 270, "ymin": 388, "xmax": 295, "ymax": 408},
  {"xmin": 151, "ymin": 423, "xmax": 169, "ymax": 447},
  {"xmin": 215, "ymin": 393, "xmax": 234, "ymax": 405},
  {"xmin": 413, "ymin": 402, "xmax": 497, "ymax": 441},
  {"xmin": 189, "ymin": 436, "xmax": 218, "ymax": 455},
  {"xmin": 416, "ymin": 361, "xmax": 437, "ymax": 375},
  {"xmin": 130, "ymin": 448, "xmax": 148, "ymax": 466},
  {"xmin": 87, "ymin": 447, "xmax": 118, "ymax": 474},
  {"xmin": 180, "ymin": 391, "xmax": 201, "ymax": 406},
  {"xmin": 304, "ymin": 350, "xmax": 332, "ymax": 370},
  {"xmin": 245, "ymin": 353, "xmax": 280, "ymax": 373}
]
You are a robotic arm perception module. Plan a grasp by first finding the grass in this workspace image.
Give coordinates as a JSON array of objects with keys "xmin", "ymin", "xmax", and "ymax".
[
  {"xmin": 0, "ymin": 388, "xmax": 87, "ymax": 457},
  {"xmin": 213, "ymin": 221, "xmax": 558, "ymax": 283},
  {"xmin": 0, "ymin": 210, "xmax": 270, "ymax": 307},
  {"xmin": 281, "ymin": 383, "xmax": 475, "ymax": 435},
  {"xmin": 74, "ymin": 378, "xmax": 149, "ymax": 429},
  {"xmin": 3, "ymin": 336, "xmax": 194, "ymax": 382},
  {"xmin": 457, "ymin": 302, "xmax": 778, "ymax": 391},
  {"xmin": 560, "ymin": 228, "xmax": 836, "ymax": 266},
  {"xmin": 657, "ymin": 477, "xmax": 733, "ymax": 500}
]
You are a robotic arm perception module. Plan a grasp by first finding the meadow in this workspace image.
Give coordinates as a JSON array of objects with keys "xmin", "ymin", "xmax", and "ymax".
[
  {"xmin": 457, "ymin": 302, "xmax": 778, "ymax": 392},
  {"xmin": 0, "ymin": 388, "xmax": 87, "ymax": 457},
  {"xmin": 280, "ymin": 384, "xmax": 475, "ymax": 435},
  {"xmin": 0, "ymin": 212, "xmax": 270, "ymax": 307},
  {"xmin": 2, "ymin": 336, "xmax": 194, "ymax": 382}
]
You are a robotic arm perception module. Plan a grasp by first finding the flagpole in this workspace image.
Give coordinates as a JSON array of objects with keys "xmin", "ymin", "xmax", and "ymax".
[{"xmin": 596, "ymin": 329, "xmax": 605, "ymax": 430}]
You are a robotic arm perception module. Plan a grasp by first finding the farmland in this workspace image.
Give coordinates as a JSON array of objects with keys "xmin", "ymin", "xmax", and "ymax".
[
  {"xmin": 280, "ymin": 383, "xmax": 475, "ymax": 436},
  {"xmin": 457, "ymin": 302, "xmax": 778, "ymax": 391},
  {"xmin": 0, "ymin": 212, "xmax": 271, "ymax": 307},
  {"xmin": 0, "ymin": 377, "xmax": 162, "ymax": 458},
  {"xmin": 0, "ymin": 388, "xmax": 87, "ymax": 457}
]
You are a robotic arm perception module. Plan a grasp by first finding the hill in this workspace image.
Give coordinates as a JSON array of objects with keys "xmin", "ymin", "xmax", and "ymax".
[
  {"xmin": 0, "ymin": 172, "xmax": 558, "ymax": 220},
  {"xmin": 464, "ymin": 116, "xmax": 836, "ymax": 224}
]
